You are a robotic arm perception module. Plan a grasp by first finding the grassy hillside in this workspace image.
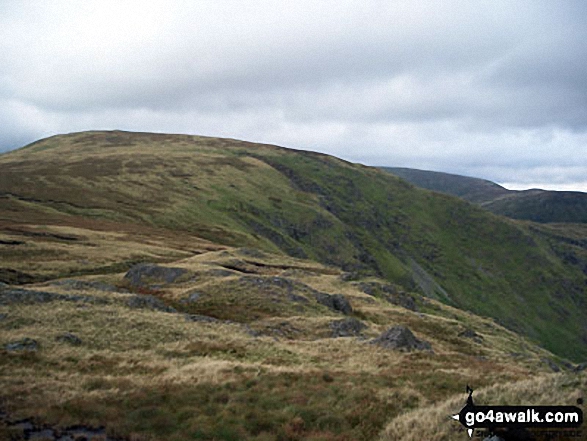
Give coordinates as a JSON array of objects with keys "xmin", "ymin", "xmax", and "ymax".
[
  {"xmin": 1, "ymin": 238, "xmax": 581, "ymax": 440},
  {"xmin": 1, "ymin": 131, "xmax": 586, "ymax": 364},
  {"xmin": 383, "ymin": 166, "xmax": 587, "ymax": 223},
  {"xmin": 381, "ymin": 167, "xmax": 509, "ymax": 204}
]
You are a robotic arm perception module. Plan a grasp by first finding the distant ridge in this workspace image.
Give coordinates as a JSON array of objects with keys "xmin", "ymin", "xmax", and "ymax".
[{"xmin": 382, "ymin": 166, "xmax": 587, "ymax": 224}]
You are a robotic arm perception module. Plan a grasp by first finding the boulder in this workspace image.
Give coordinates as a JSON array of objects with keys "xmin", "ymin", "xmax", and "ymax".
[
  {"xmin": 315, "ymin": 292, "xmax": 352, "ymax": 314},
  {"xmin": 5, "ymin": 338, "xmax": 39, "ymax": 352},
  {"xmin": 371, "ymin": 325, "xmax": 432, "ymax": 352},
  {"xmin": 330, "ymin": 318, "xmax": 367, "ymax": 337}
]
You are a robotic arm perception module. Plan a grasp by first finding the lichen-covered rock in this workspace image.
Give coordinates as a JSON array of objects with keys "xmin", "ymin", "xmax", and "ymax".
[
  {"xmin": 371, "ymin": 325, "xmax": 432, "ymax": 352},
  {"xmin": 330, "ymin": 318, "xmax": 367, "ymax": 337}
]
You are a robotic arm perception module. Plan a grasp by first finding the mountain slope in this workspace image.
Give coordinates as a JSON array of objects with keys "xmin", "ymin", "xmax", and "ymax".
[
  {"xmin": 383, "ymin": 166, "xmax": 587, "ymax": 223},
  {"xmin": 1, "ymin": 131, "xmax": 586, "ymax": 361},
  {"xmin": 381, "ymin": 167, "xmax": 510, "ymax": 204}
]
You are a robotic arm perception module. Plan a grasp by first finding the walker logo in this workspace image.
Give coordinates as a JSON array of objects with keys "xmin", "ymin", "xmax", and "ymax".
[{"xmin": 451, "ymin": 386, "xmax": 583, "ymax": 438}]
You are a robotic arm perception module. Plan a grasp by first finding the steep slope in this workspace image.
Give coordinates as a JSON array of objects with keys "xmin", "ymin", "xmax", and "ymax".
[
  {"xmin": 383, "ymin": 166, "xmax": 587, "ymax": 223},
  {"xmin": 381, "ymin": 166, "xmax": 509, "ymax": 204},
  {"xmin": 1, "ymin": 131, "xmax": 586, "ymax": 361}
]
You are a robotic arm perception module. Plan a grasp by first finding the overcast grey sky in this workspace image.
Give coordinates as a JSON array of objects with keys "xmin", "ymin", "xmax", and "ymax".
[{"xmin": 1, "ymin": 0, "xmax": 587, "ymax": 190}]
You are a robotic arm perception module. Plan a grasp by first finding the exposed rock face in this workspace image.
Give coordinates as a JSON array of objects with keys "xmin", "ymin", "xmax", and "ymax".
[
  {"xmin": 5, "ymin": 338, "xmax": 39, "ymax": 352},
  {"xmin": 371, "ymin": 325, "xmax": 432, "ymax": 351},
  {"xmin": 330, "ymin": 318, "xmax": 367, "ymax": 337},
  {"xmin": 123, "ymin": 263, "xmax": 188, "ymax": 288},
  {"xmin": 314, "ymin": 292, "xmax": 352, "ymax": 314}
]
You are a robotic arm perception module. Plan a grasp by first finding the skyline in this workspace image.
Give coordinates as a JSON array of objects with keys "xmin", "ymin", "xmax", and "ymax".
[{"xmin": 1, "ymin": 0, "xmax": 586, "ymax": 191}]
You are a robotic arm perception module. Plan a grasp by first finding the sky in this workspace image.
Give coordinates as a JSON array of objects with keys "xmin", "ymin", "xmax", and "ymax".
[{"xmin": 1, "ymin": 0, "xmax": 587, "ymax": 191}]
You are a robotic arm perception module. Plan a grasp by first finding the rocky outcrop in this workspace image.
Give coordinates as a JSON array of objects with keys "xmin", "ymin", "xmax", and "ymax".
[
  {"xmin": 330, "ymin": 318, "xmax": 367, "ymax": 337},
  {"xmin": 314, "ymin": 292, "xmax": 352, "ymax": 314},
  {"xmin": 5, "ymin": 338, "xmax": 39, "ymax": 352},
  {"xmin": 371, "ymin": 325, "xmax": 432, "ymax": 352}
]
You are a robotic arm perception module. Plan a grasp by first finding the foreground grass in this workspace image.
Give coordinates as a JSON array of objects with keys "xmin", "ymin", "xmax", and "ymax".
[{"xmin": 0, "ymin": 244, "xmax": 569, "ymax": 440}]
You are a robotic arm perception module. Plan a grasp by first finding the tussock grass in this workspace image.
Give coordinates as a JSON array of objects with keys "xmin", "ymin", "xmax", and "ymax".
[{"xmin": 0, "ymin": 246, "xmax": 565, "ymax": 440}]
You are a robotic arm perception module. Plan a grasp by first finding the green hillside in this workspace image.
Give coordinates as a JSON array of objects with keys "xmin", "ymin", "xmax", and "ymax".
[
  {"xmin": 1, "ymin": 131, "xmax": 586, "ymax": 361},
  {"xmin": 381, "ymin": 167, "xmax": 509, "ymax": 203},
  {"xmin": 383, "ymin": 166, "xmax": 587, "ymax": 223}
]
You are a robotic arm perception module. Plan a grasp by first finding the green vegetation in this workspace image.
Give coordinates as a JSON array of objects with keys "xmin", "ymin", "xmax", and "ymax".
[
  {"xmin": 0, "ymin": 130, "xmax": 586, "ymax": 439},
  {"xmin": 383, "ymin": 166, "xmax": 587, "ymax": 223}
]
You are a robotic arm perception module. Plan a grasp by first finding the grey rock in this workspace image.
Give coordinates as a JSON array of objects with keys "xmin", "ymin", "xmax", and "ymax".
[
  {"xmin": 315, "ymin": 292, "xmax": 352, "ymax": 314},
  {"xmin": 5, "ymin": 337, "xmax": 39, "ymax": 352},
  {"xmin": 330, "ymin": 318, "xmax": 367, "ymax": 337},
  {"xmin": 123, "ymin": 263, "xmax": 188, "ymax": 287},
  {"xmin": 56, "ymin": 332, "xmax": 82, "ymax": 346},
  {"xmin": 371, "ymin": 325, "xmax": 432, "ymax": 352},
  {"xmin": 0, "ymin": 313, "xmax": 7, "ymax": 321},
  {"xmin": 574, "ymin": 362, "xmax": 587, "ymax": 372},
  {"xmin": 126, "ymin": 295, "xmax": 176, "ymax": 313}
]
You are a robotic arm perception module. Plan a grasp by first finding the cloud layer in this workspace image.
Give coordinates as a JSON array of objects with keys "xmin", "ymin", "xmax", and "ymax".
[{"xmin": 1, "ymin": 0, "xmax": 586, "ymax": 189}]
